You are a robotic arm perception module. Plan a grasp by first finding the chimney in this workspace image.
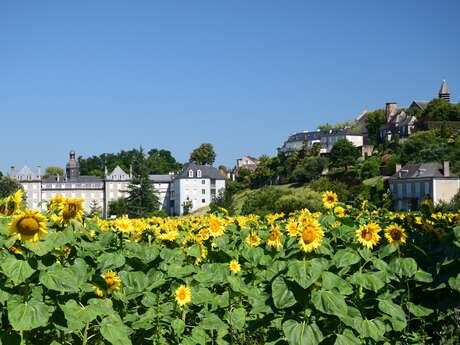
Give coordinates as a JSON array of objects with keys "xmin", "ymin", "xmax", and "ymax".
[
  {"xmin": 385, "ymin": 102, "xmax": 398, "ymax": 122},
  {"xmin": 10, "ymin": 166, "xmax": 16, "ymax": 178},
  {"xmin": 443, "ymin": 161, "xmax": 450, "ymax": 177},
  {"xmin": 395, "ymin": 163, "xmax": 402, "ymax": 173},
  {"xmin": 37, "ymin": 165, "xmax": 41, "ymax": 179}
]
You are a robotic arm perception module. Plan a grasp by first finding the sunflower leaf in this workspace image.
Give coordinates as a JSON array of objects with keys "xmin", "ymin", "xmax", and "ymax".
[{"xmin": 1, "ymin": 256, "xmax": 35, "ymax": 285}]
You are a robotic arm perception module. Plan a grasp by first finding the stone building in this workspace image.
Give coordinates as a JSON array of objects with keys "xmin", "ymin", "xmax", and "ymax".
[{"xmin": 12, "ymin": 151, "xmax": 225, "ymax": 217}]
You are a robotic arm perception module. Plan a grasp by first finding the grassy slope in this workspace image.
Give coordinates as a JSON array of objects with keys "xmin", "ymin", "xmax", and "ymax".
[{"xmin": 232, "ymin": 183, "xmax": 309, "ymax": 212}]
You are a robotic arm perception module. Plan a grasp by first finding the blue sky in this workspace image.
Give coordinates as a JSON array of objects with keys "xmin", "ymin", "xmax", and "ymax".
[{"xmin": 1, "ymin": 0, "xmax": 459, "ymax": 173}]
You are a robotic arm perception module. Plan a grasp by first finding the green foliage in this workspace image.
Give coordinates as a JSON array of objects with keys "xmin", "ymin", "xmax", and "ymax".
[
  {"xmin": 400, "ymin": 130, "xmax": 449, "ymax": 165},
  {"xmin": 329, "ymin": 139, "xmax": 361, "ymax": 170},
  {"xmin": 79, "ymin": 147, "xmax": 181, "ymax": 177},
  {"xmin": 43, "ymin": 166, "xmax": 64, "ymax": 179},
  {"xmin": 292, "ymin": 156, "xmax": 327, "ymax": 184},
  {"xmin": 417, "ymin": 98, "xmax": 460, "ymax": 130},
  {"xmin": 127, "ymin": 150, "xmax": 160, "ymax": 217},
  {"xmin": 359, "ymin": 156, "xmax": 381, "ymax": 180},
  {"xmin": 308, "ymin": 177, "xmax": 351, "ymax": 202},
  {"xmin": 240, "ymin": 186, "xmax": 322, "ymax": 216},
  {"xmin": 0, "ymin": 176, "xmax": 22, "ymax": 198},
  {"xmin": 109, "ymin": 197, "xmax": 129, "ymax": 217},
  {"xmin": 241, "ymin": 187, "xmax": 285, "ymax": 216},
  {"xmin": 365, "ymin": 109, "xmax": 386, "ymax": 145},
  {"xmin": 189, "ymin": 143, "xmax": 216, "ymax": 165}
]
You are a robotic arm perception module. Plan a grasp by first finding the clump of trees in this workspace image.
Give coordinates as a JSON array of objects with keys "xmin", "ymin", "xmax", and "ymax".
[{"xmin": 79, "ymin": 148, "xmax": 182, "ymax": 177}]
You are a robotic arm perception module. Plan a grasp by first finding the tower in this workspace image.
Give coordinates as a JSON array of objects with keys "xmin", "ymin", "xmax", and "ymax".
[
  {"xmin": 439, "ymin": 80, "xmax": 450, "ymax": 102},
  {"xmin": 66, "ymin": 150, "xmax": 80, "ymax": 180}
]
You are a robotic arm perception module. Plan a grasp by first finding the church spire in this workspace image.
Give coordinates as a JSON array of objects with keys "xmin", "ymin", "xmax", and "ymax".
[{"xmin": 439, "ymin": 80, "xmax": 450, "ymax": 102}]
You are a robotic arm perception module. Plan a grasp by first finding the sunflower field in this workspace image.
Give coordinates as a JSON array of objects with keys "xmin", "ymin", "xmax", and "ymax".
[{"xmin": 0, "ymin": 191, "xmax": 459, "ymax": 345}]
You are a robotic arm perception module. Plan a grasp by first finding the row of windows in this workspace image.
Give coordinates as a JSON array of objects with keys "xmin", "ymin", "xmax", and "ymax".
[
  {"xmin": 390, "ymin": 181, "xmax": 431, "ymax": 199},
  {"xmin": 43, "ymin": 183, "xmax": 102, "ymax": 189}
]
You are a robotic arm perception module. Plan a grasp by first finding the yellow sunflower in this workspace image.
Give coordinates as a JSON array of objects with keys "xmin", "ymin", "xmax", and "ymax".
[
  {"xmin": 266, "ymin": 226, "xmax": 283, "ymax": 249},
  {"xmin": 49, "ymin": 195, "xmax": 64, "ymax": 210},
  {"xmin": 229, "ymin": 259, "xmax": 241, "ymax": 273},
  {"xmin": 322, "ymin": 191, "xmax": 338, "ymax": 209},
  {"xmin": 102, "ymin": 271, "xmax": 122, "ymax": 291},
  {"xmin": 286, "ymin": 222, "xmax": 299, "ymax": 237},
  {"xmin": 58, "ymin": 198, "xmax": 84, "ymax": 224},
  {"xmin": 208, "ymin": 215, "xmax": 225, "ymax": 237},
  {"xmin": 9, "ymin": 209, "xmax": 48, "ymax": 242},
  {"xmin": 298, "ymin": 217, "xmax": 324, "ymax": 252},
  {"xmin": 245, "ymin": 232, "xmax": 261, "ymax": 247},
  {"xmin": 1, "ymin": 189, "xmax": 24, "ymax": 216},
  {"xmin": 114, "ymin": 216, "xmax": 133, "ymax": 233},
  {"xmin": 384, "ymin": 224, "xmax": 407, "ymax": 245},
  {"xmin": 356, "ymin": 222, "xmax": 381, "ymax": 249},
  {"xmin": 175, "ymin": 284, "xmax": 192, "ymax": 306},
  {"xmin": 334, "ymin": 206, "xmax": 346, "ymax": 218}
]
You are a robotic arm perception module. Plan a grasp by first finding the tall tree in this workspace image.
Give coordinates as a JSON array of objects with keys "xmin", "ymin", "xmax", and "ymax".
[
  {"xmin": 43, "ymin": 166, "xmax": 64, "ymax": 179},
  {"xmin": 189, "ymin": 143, "xmax": 216, "ymax": 165},
  {"xmin": 126, "ymin": 150, "xmax": 160, "ymax": 217},
  {"xmin": 365, "ymin": 109, "xmax": 386, "ymax": 145},
  {"xmin": 329, "ymin": 139, "xmax": 360, "ymax": 170}
]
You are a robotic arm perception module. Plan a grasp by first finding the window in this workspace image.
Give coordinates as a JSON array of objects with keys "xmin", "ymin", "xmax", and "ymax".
[
  {"xmin": 202, "ymin": 198, "xmax": 206, "ymax": 203},
  {"xmin": 202, "ymin": 189, "xmax": 206, "ymax": 195},
  {"xmin": 197, "ymin": 170, "xmax": 202, "ymax": 178},
  {"xmin": 202, "ymin": 179, "xmax": 205, "ymax": 185},
  {"xmin": 188, "ymin": 170, "xmax": 194, "ymax": 178}
]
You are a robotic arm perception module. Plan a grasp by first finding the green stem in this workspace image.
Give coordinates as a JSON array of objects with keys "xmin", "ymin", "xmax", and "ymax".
[{"xmin": 82, "ymin": 322, "xmax": 89, "ymax": 345}]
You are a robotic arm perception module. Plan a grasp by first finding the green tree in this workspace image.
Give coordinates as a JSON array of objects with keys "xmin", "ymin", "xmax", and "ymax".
[
  {"xmin": 189, "ymin": 143, "xmax": 216, "ymax": 165},
  {"xmin": 329, "ymin": 139, "xmax": 360, "ymax": 170},
  {"xmin": 43, "ymin": 166, "xmax": 64, "ymax": 179},
  {"xmin": 182, "ymin": 198, "xmax": 193, "ymax": 215},
  {"xmin": 146, "ymin": 149, "xmax": 182, "ymax": 174},
  {"xmin": 126, "ymin": 151, "xmax": 160, "ymax": 217},
  {"xmin": 292, "ymin": 157, "xmax": 327, "ymax": 184},
  {"xmin": 0, "ymin": 176, "xmax": 22, "ymax": 198},
  {"xmin": 365, "ymin": 109, "xmax": 386, "ymax": 145},
  {"xmin": 108, "ymin": 198, "xmax": 129, "ymax": 217},
  {"xmin": 359, "ymin": 156, "xmax": 381, "ymax": 180},
  {"xmin": 400, "ymin": 130, "xmax": 448, "ymax": 164},
  {"xmin": 417, "ymin": 99, "xmax": 460, "ymax": 130}
]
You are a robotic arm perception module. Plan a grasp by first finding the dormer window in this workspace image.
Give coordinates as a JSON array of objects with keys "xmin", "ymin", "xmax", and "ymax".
[
  {"xmin": 197, "ymin": 170, "xmax": 202, "ymax": 178},
  {"xmin": 188, "ymin": 170, "xmax": 194, "ymax": 178}
]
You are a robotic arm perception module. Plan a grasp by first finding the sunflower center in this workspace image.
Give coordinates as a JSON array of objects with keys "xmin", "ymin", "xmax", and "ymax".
[
  {"xmin": 390, "ymin": 229, "xmax": 401, "ymax": 241},
  {"xmin": 17, "ymin": 217, "xmax": 40, "ymax": 235},
  {"xmin": 327, "ymin": 196, "xmax": 334, "ymax": 203},
  {"xmin": 178, "ymin": 290, "xmax": 186, "ymax": 300},
  {"xmin": 302, "ymin": 229, "xmax": 316, "ymax": 244},
  {"xmin": 63, "ymin": 205, "xmax": 78, "ymax": 220},
  {"xmin": 362, "ymin": 229, "xmax": 373, "ymax": 241}
]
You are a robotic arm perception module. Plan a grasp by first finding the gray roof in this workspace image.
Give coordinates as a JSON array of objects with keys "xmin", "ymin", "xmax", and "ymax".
[
  {"xmin": 391, "ymin": 162, "xmax": 457, "ymax": 179},
  {"xmin": 149, "ymin": 174, "xmax": 173, "ymax": 183},
  {"xmin": 42, "ymin": 175, "xmax": 103, "ymax": 183},
  {"xmin": 410, "ymin": 101, "xmax": 429, "ymax": 110},
  {"xmin": 176, "ymin": 162, "xmax": 225, "ymax": 180},
  {"xmin": 108, "ymin": 166, "xmax": 128, "ymax": 177}
]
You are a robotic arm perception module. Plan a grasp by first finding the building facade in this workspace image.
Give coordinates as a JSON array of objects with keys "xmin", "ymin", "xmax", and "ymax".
[
  {"xmin": 279, "ymin": 128, "xmax": 365, "ymax": 155},
  {"xmin": 12, "ymin": 151, "xmax": 226, "ymax": 217},
  {"xmin": 388, "ymin": 161, "xmax": 459, "ymax": 211}
]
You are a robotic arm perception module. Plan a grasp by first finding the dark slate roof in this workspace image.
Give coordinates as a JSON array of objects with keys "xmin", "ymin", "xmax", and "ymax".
[
  {"xmin": 410, "ymin": 101, "xmax": 429, "ymax": 110},
  {"xmin": 149, "ymin": 174, "xmax": 173, "ymax": 183},
  {"xmin": 42, "ymin": 175, "xmax": 103, "ymax": 183},
  {"xmin": 390, "ymin": 163, "xmax": 457, "ymax": 179},
  {"xmin": 176, "ymin": 162, "xmax": 225, "ymax": 180}
]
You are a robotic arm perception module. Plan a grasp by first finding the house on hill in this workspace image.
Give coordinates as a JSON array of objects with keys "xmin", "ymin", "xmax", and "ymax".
[{"xmin": 388, "ymin": 161, "xmax": 459, "ymax": 211}]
